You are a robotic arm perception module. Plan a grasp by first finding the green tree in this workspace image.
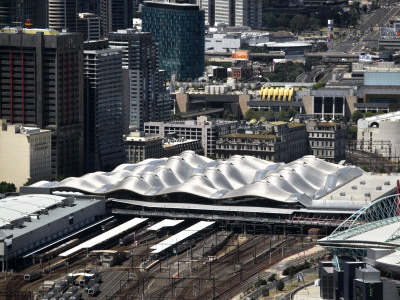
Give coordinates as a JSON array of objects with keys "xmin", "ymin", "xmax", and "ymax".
[
  {"xmin": 266, "ymin": 109, "xmax": 276, "ymax": 121},
  {"xmin": 276, "ymin": 279, "xmax": 285, "ymax": 291},
  {"xmin": 361, "ymin": 165, "xmax": 370, "ymax": 172},
  {"xmin": 277, "ymin": 15, "xmax": 289, "ymax": 29},
  {"xmin": 290, "ymin": 15, "xmax": 307, "ymax": 33},
  {"xmin": 268, "ymin": 273, "xmax": 277, "ymax": 282},
  {"xmin": 351, "ymin": 111, "xmax": 363, "ymax": 122},
  {"xmin": 0, "ymin": 181, "xmax": 16, "ymax": 194},
  {"xmin": 307, "ymin": 17, "xmax": 320, "ymax": 30},
  {"xmin": 262, "ymin": 288, "xmax": 270, "ymax": 296},
  {"xmin": 364, "ymin": 111, "xmax": 373, "ymax": 117},
  {"xmin": 345, "ymin": 125, "xmax": 357, "ymax": 140},
  {"xmin": 244, "ymin": 109, "xmax": 259, "ymax": 121},
  {"xmin": 263, "ymin": 13, "xmax": 277, "ymax": 29},
  {"xmin": 315, "ymin": 42, "xmax": 328, "ymax": 52},
  {"xmin": 379, "ymin": 167, "xmax": 386, "ymax": 174}
]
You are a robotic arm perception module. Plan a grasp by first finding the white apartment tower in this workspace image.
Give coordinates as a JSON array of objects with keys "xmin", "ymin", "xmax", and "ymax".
[{"xmin": 198, "ymin": 0, "xmax": 262, "ymax": 29}]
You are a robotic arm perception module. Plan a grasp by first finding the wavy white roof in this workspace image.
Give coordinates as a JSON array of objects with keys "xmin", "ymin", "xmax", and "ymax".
[{"xmin": 39, "ymin": 152, "xmax": 364, "ymax": 207}]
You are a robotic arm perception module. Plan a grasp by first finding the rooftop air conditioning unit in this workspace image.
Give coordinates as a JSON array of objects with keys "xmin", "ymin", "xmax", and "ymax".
[
  {"xmin": 376, "ymin": 186, "xmax": 382, "ymax": 190},
  {"xmin": 365, "ymin": 193, "xmax": 371, "ymax": 197},
  {"xmin": 351, "ymin": 185, "xmax": 357, "ymax": 190},
  {"xmin": 340, "ymin": 192, "xmax": 346, "ymax": 196},
  {"xmin": 360, "ymin": 181, "xmax": 366, "ymax": 185},
  {"xmin": 384, "ymin": 181, "xmax": 390, "ymax": 185}
]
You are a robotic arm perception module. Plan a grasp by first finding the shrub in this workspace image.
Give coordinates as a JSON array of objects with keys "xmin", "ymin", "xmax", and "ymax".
[
  {"xmin": 268, "ymin": 273, "xmax": 277, "ymax": 282},
  {"xmin": 276, "ymin": 279, "xmax": 285, "ymax": 291}
]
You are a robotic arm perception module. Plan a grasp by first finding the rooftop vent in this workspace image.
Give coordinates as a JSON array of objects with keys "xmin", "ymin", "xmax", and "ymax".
[
  {"xmin": 384, "ymin": 181, "xmax": 390, "ymax": 185},
  {"xmin": 340, "ymin": 192, "xmax": 346, "ymax": 196},
  {"xmin": 351, "ymin": 185, "xmax": 357, "ymax": 190},
  {"xmin": 360, "ymin": 181, "xmax": 366, "ymax": 185},
  {"xmin": 376, "ymin": 186, "xmax": 382, "ymax": 190}
]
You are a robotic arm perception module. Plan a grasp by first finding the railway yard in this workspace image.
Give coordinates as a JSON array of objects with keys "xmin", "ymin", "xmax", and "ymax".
[{"xmin": 0, "ymin": 217, "xmax": 321, "ymax": 300}]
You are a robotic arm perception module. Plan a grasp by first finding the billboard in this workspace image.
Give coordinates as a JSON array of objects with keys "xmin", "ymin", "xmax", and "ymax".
[
  {"xmin": 380, "ymin": 27, "xmax": 400, "ymax": 37},
  {"xmin": 232, "ymin": 50, "xmax": 249, "ymax": 61}
]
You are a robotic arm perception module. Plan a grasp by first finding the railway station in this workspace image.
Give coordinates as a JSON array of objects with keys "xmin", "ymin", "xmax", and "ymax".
[{"xmin": 1, "ymin": 152, "xmax": 400, "ymax": 299}]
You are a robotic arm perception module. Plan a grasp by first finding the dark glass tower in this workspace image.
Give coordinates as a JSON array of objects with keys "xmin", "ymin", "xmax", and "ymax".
[{"xmin": 142, "ymin": 1, "xmax": 205, "ymax": 80}]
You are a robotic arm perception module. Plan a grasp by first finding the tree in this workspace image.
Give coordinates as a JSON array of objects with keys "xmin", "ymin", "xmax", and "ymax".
[
  {"xmin": 315, "ymin": 42, "xmax": 328, "ymax": 52},
  {"xmin": 262, "ymin": 288, "xmax": 270, "ymax": 296},
  {"xmin": 307, "ymin": 17, "xmax": 320, "ymax": 30},
  {"xmin": 364, "ymin": 111, "xmax": 373, "ymax": 117},
  {"xmin": 351, "ymin": 111, "xmax": 363, "ymax": 122},
  {"xmin": 266, "ymin": 109, "xmax": 276, "ymax": 121},
  {"xmin": 276, "ymin": 279, "xmax": 285, "ymax": 291},
  {"xmin": 361, "ymin": 165, "xmax": 370, "ymax": 172},
  {"xmin": 263, "ymin": 13, "xmax": 277, "ymax": 29},
  {"xmin": 244, "ymin": 109, "xmax": 259, "ymax": 121},
  {"xmin": 277, "ymin": 15, "xmax": 289, "ymax": 29},
  {"xmin": 0, "ymin": 181, "xmax": 16, "ymax": 194},
  {"xmin": 290, "ymin": 15, "xmax": 307, "ymax": 33},
  {"xmin": 268, "ymin": 273, "xmax": 277, "ymax": 282},
  {"xmin": 345, "ymin": 125, "xmax": 357, "ymax": 141}
]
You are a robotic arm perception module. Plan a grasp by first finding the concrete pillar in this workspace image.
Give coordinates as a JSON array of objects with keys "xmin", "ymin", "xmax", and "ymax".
[
  {"xmin": 322, "ymin": 98, "xmax": 325, "ymax": 120},
  {"xmin": 333, "ymin": 98, "xmax": 336, "ymax": 119}
]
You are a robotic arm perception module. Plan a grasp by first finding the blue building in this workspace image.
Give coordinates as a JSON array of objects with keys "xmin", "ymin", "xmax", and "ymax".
[{"xmin": 142, "ymin": 1, "xmax": 205, "ymax": 81}]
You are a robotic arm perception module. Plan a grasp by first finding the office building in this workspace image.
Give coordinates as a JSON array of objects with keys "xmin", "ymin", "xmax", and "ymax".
[
  {"xmin": 83, "ymin": 48, "xmax": 125, "ymax": 172},
  {"xmin": 306, "ymin": 120, "xmax": 346, "ymax": 162},
  {"xmin": 215, "ymin": 121, "xmax": 308, "ymax": 162},
  {"xmin": 0, "ymin": 121, "xmax": 51, "ymax": 187},
  {"xmin": 100, "ymin": 0, "xmax": 134, "ymax": 34},
  {"xmin": 144, "ymin": 116, "xmax": 239, "ymax": 157},
  {"xmin": 0, "ymin": 28, "xmax": 84, "ymax": 180},
  {"xmin": 199, "ymin": 0, "xmax": 262, "ymax": 29},
  {"xmin": 108, "ymin": 29, "xmax": 170, "ymax": 130},
  {"xmin": 142, "ymin": 1, "xmax": 205, "ymax": 80},
  {"xmin": 48, "ymin": 0, "xmax": 77, "ymax": 32},
  {"xmin": 77, "ymin": 13, "xmax": 100, "ymax": 41}
]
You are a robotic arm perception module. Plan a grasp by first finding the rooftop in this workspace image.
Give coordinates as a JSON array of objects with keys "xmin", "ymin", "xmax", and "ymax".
[{"xmin": 222, "ymin": 133, "xmax": 278, "ymax": 141}]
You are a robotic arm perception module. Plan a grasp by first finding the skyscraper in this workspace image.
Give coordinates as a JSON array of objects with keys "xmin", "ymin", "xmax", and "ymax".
[
  {"xmin": 83, "ymin": 46, "xmax": 125, "ymax": 172},
  {"xmin": 100, "ymin": 0, "xmax": 133, "ymax": 35},
  {"xmin": 48, "ymin": 0, "xmax": 78, "ymax": 32},
  {"xmin": 108, "ymin": 29, "xmax": 170, "ymax": 131},
  {"xmin": 0, "ymin": 0, "xmax": 48, "ymax": 28},
  {"xmin": 0, "ymin": 28, "xmax": 84, "ymax": 179},
  {"xmin": 142, "ymin": 1, "xmax": 205, "ymax": 80},
  {"xmin": 199, "ymin": 0, "xmax": 262, "ymax": 29}
]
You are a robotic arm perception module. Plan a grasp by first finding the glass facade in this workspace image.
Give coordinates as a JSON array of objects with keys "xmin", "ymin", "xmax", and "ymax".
[{"xmin": 142, "ymin": 2, "xmax": 205, "ymax": 80}]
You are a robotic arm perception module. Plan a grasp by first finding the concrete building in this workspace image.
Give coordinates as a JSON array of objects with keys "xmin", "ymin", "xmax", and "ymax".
[
  {"xmin": 0, "ymin": 28, "xmax": 84, "ymax": 180},
  {"xmin": 0, "ymin": 194, "xmax": 106, "ymax": 271},
  {"xmin": 0, "ymin": 121, "xmax": 51, "ymax": 187},
  {"xmin": 306, "ymin": 120, "xmax": 346, "ymax": 162},
  {"xmin": 108, "ymin": 29, "xmax": 170, "ymax": 131},
  {"xmin": 144, "ymin": 116, "xmax": 239, "ymax": 157},
  {"xmin": 48, "ymin": 0, "xmax": 77, "ymax": 32},
  {"xmin": 83, "ymin": 48, "xmax": 125, "ymax": 172},
  {"xmin": 205, "ymin": 33, "xmax": 242, "ymax": 53},
  {"xmin": 100, "ymin": 0, "xmax": 134, "ymax": 34},
  {"xmin": 124, "ymin": 131, "xmax": 204, "ymax": 164},
  {"xmin": 357, "ymin": 111, "xmax": 400, "ymax": 159},
  {"xmin": 200, "ymin": 0, "xmax": 262, "ymax": 29},
  {"xmin": 215, "ymin": 121, "xmax": 308, "ymax": 162},
  {"xmin": 142, "ymin": 1, "xmax": 205, "ymax": 80},
  {"xmin": 124, "ymin": 132, "xmax": 163, "ymax": 164},
  {"xmin": 77, "ymin": 13, "xmax": 101, "ymax": 41}
]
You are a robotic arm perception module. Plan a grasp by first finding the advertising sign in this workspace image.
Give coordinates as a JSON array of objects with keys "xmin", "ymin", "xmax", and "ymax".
[
  {"xmin": 380, "ymin": 27, "xmax": 400, "ymax": 37},
  {"xmin": 232, "ymin": 50, "xmax": 249, "ymax": 61}
]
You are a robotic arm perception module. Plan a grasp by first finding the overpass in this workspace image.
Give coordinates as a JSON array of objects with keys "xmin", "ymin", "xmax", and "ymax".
[{"xmin": 206, "ymin": 51, "xmax": 359, "ymax": 60}]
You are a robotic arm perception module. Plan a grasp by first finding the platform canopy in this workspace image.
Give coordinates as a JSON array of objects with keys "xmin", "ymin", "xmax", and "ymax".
[
  {"xmin": 151, "ymin": 221, "xmax": 214, "ymax": 254},
  {"xmin": 59, "ymin": 218, "xmax": 148, "ymax": 257}
]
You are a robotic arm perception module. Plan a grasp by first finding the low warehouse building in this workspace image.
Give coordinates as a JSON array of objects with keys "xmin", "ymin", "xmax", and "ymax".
[{"xmin": 0, "ymin": 194, "xmax": 106, "ymax": 271}]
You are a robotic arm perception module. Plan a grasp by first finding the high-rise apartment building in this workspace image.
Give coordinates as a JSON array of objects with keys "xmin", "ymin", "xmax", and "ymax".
[
  {"xmin": 100, "ymin": 0, "xmax": 133, "ymax": 34},
  {"xmin": 83, "ymin": 47, "xmax": 125, "ymax": 172},
  {"xmin": 77, "ymin": 13, "xmax": 100, "ymax": 41},
  {"xmin": 142, "ymin": 1, "xmax": 205, "ymax": 80},
  {"xmin": 108, "ymin": 29, "xmax": 170, "ymax": 131},
  {"xmin": 199, "ymin": 0, "xmax": 262, "ymax": 29},
  {"xmin": 48, "ymin": 0, "xmax": 78, "ymax": 32},
  {"xmin": 0, "ymin": 28, "xmax": 84, "ymax": 179}
]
